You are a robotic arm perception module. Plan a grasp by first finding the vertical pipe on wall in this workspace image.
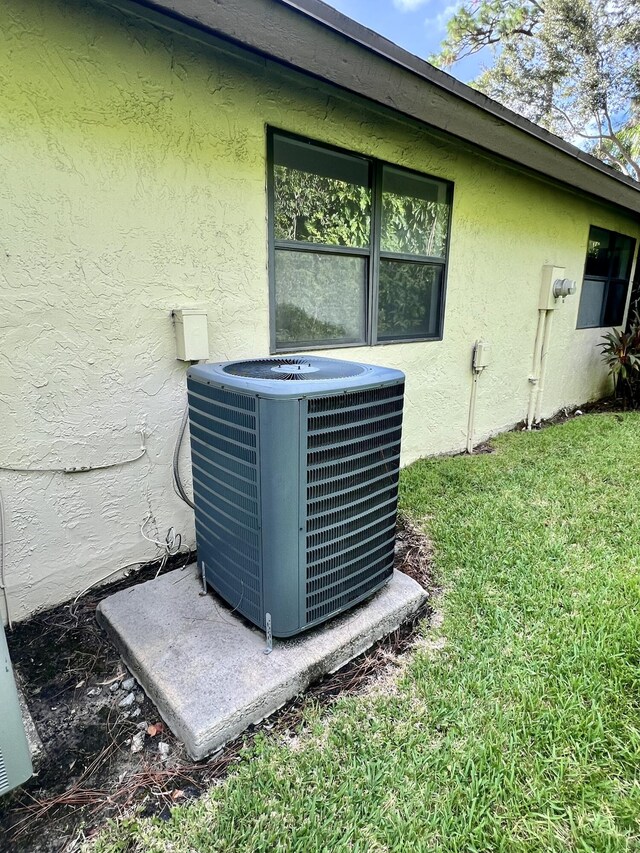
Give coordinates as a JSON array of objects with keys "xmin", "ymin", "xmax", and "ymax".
[
  {"xmin": 466, "ymin": 371, "xmax": 480, "ymax": 454},
  {"xmin": 534, "ymin": 309, "xmax": 555, "ymax": 424},
  {"xmin": 527, "ymin": 309, "xmax": 547, "ymax": 430}
]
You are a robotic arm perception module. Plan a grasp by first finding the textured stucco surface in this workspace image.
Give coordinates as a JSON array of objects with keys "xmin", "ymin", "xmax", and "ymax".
[{"xmin": 1, "ymin": 0, "xmax": 639, "ymax": 622}]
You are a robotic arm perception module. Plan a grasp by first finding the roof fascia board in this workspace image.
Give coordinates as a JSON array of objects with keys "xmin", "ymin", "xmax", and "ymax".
[{"xmin": 106, "ymin": 0, "xmax": 640, "ymax": 216}]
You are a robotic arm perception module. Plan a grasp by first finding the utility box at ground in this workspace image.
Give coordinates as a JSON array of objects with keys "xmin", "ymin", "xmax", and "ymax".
[{"xmin": 0, "ymin": 623, "xmax": 32, "ymax": 796}]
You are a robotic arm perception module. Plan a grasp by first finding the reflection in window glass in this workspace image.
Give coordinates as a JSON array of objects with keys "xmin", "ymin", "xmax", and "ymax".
[
  {"xmin": 585, "ymin": 227, "xmax": 612, "ymax": 278},
  {"xmin": 577, "ymin": 279, "xmax": 606, "ymax": 328},
  {"xmin": 578, "ymin": 225, "xmax": 637, "ymax": 329},
  {"xmin": 381, "ymin": 166, "xmax": 450, "ymax": 258},
  {"xmin": 274, "ymin": 251, "xmax": 367, "ymax": 347},
  {"xmin": 270, "ymin": 131, "xmax": 453, "ymax": 350},
  {"xmin": 273, "ymin": 136, "xmax": 371, "ymax": 248},
  {"xmin": 377, "ymin": 260, "xmax": 442, "ymax": 340},
  {"xmin": 611, "ymin": 236, "xmax": 635, "ymax": 280},
  {"xmin": 602, "ymin": 280, "xmax": 629, "ymax": 326}
]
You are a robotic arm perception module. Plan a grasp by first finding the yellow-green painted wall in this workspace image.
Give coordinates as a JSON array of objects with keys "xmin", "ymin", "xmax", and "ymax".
[{"xmin": 1, "ymin": 0, "xmax": 638, "ymax": 621}]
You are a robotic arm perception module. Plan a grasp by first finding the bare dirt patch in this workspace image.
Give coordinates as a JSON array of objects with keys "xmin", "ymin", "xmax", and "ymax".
[{"xmin": 0, "ymin": 517, "xmax": 436, "ymax": 853}]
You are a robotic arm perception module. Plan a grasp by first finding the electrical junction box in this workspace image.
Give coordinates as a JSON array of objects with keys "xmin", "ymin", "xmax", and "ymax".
[
  {"xmin": 173, "ymin": 309, "xmax": 209, "ymax": 361},
  {"xmin": 539, "ymin": 266, "xmax": 566, "ymax": 310},
  {"xmin": 473, "ymin": 340, "xmax": 491, "ymax": 370}
]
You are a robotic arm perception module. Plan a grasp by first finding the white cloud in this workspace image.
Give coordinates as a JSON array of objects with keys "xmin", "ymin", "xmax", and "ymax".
[
  {"xmin": 424, "ymin": 2, "xmax": 460, "ymax": 32},
  {"xmin": 393, "ymin": 0, "xmax": 430, "ymax": 12}
]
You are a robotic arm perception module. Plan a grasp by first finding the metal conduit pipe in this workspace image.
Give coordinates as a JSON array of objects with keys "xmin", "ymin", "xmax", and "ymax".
[
  {"xmin": 534, "ymin": 308, "xmax": 555, "ymax": 424},
  {"xmin": 527, "ymin": 309, "xmax": 548, "ymax": 430},
  {"xmin": 466, "ymin": 340, "xmax": 490, "ymax": 453},
  {"xmin": 527, "ymin": 265, "xmax": 577, "ymax": 429},
  {"xmin": 466, "ymin": 370, "xmax": 480, "ymax": 454}
]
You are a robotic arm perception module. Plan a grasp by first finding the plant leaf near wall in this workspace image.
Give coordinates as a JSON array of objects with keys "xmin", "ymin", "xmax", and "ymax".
[{"xmin": 599, "ymin": 310, "xmax": 640, "ymax": 406}]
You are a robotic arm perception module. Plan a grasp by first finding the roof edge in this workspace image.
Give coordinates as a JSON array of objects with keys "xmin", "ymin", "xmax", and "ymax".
[
  {"xmin": 110, "ymin": 0, "xmax": 640, "ymax": 215},
  {"xmin": 279, "ymin": 0, "xmax": 639, "ymax": 191}
]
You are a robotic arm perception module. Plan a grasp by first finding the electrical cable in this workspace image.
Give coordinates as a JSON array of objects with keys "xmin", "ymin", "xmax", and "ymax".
[
  {"xmin": 68, "ymin": 560, "xmax": 144, "ymax": 612},
  {"xmin": 140, "ymin": 512, "xmax": 184, "ymax": 579},
  {"xmin": 140, "ymin": 512, "xmax": 182, "ymax": 553},
  {"xmin": 173, "ymin": 404, "xmax": 195, "ymax": 509},
  {"xmin": 0, "ymin": 430, "xmax": 147, "ymax": 473}
]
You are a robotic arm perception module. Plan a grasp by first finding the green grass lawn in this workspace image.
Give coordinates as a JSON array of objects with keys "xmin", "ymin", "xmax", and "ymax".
[{"xmin": 94, "ymin": 413, "xmax": 640, "ymax": 852}]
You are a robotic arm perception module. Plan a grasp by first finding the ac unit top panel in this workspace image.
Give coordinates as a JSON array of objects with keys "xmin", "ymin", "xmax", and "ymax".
[{"xmin": 188, "ymin": 356, "xmax": 405, "ymax": 399}]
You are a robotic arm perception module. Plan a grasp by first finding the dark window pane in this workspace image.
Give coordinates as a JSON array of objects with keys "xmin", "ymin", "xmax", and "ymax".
[
  {"xmin": 585, "ymin": 227, "xmax": 612, "ymax": 277},
  {"xmin": 611, "ymin": 235, "xmax": 636, "ymax": 280},
  {"xmin": 381, "ymin": 166, "xmax": 449, "ymax": 258},
  {"xmin": 602, "ymin": 279, "xmax": 629, "ymax": 326},
  {"xmin": 377, "ymin": 260, "xmax": 442, "ymax": 340},
  {"xmin": 273, "ymin": 136, "xmax": 369, "ymax": 186},
  {"xmin": 274, "ymin": 250, "xmax": 366, "ymax": 348},
  {"xmin": 273, "ymin": 136, "xmax": 371, "ymax": 248},
  {"xmin": 577, "ymin": 279, "xmax": 605, "ymax": 328},
  {"xmin": 579, "ymin": 226, "xmax": 636, "ymax": 328}
]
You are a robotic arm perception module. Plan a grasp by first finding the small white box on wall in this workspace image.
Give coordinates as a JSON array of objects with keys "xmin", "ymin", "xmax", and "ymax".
[{"xmin": 172, "ymin": 308, "xmax": 209, "ymax": 361}]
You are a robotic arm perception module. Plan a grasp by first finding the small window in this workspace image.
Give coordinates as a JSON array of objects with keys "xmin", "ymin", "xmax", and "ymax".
[
  {"xmin": 577, "ymin": 226, "xmax": 637, "ymax": 329},
  {"xmin": 269, "ymin": 130, "xmax": 452, "ymax": 351}
]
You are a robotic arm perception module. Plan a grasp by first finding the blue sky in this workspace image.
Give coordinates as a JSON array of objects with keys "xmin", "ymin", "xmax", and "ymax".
[{"xmin": 322, "ymin": 0, "xmax": 484, "ymax": 82}]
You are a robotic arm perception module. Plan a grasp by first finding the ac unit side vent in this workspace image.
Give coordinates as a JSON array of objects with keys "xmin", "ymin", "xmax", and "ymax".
[
  {"xmin": 308, "ymin": 473, "xmax": 400, "ymax": 517},
  {"xmin": 307, "ymin": 456, "xmax": 401, "ymax": 499},
  {"xmin": 307, "ymin": 517, "xmax": 397, "ymax": 566},
  {"xmin": 306, "ymin": 505, "xmax": 397, "ymax": 550},
  {"xmin": 304, "ymin": 385, "xmax": 402, "ymax": 622},
  {"xmin": 187, "ymin": 380, "xmax": 262, "ymax": 626},
  {"xmin": 307, "ymin": 383, "xmax": 404, "ymax": 413},
  {"xmin": 308, "ymin": 429, "xmax": 403, "ymax": 466},
  {"xmin": 307, "ymin": 444, "xmax": 400, "ymax": 483},
  {"xmin": 306, "ymin": 491, "xmax": 398, "ymax": 533},
  {"xmin": 308, "ymin": 397, "xmax": 404, "ymax": 431},
  {"xmin": 306, "ymin": 560, "xmax": 393, "ymax": 625},
  {"xmin": 307, "ymin": 413, "xmax": 403, "ymax": 450},
  {"xmin": 307, "ymin": 543, "xmax": 394, "ymax": 594}
]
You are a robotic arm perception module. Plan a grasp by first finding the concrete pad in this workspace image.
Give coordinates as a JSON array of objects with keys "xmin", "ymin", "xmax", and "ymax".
[
  {"xmin": 16, "ymin": 677, "xmax": 43, "ymax": 764},
  {"xmin": 96, "ymin": 566, "xmax": 427, "ymax": 760}
]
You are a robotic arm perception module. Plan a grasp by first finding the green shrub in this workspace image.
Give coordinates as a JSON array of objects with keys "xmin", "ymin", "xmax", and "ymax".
[{"xmin": 599, "ymin": 310, "xmax": 640, "ymax": 406}]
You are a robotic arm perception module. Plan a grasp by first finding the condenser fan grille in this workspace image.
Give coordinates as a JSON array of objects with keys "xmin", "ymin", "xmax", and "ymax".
[{"xmin": 222, "ymin": 358, "xmax": 367, "ymax": 381}]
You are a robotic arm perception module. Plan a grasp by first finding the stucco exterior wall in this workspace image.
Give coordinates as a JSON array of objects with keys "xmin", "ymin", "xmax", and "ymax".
[{"xmin": 1, "ymin": 0, "xmax": 639, "ymax": 622}]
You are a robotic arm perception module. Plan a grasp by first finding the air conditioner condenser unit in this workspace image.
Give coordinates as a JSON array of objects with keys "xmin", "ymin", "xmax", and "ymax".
[{"xmin": 187, "ymin": 356, "xmax": 405, "ymax": 638}]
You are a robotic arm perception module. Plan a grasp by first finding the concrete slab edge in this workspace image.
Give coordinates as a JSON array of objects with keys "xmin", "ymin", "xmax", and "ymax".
[{"xmin": 97, "ymin": 575, "xmax": 427, "ymax": 761}]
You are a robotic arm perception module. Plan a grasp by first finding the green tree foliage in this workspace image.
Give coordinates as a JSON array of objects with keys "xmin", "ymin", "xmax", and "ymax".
[
  {"xmin": 600, "ymin": 310, "xmax": 640, "ymax": 406},
  {"xmin": 381, "ymin": 192, "xmax": 448, "ymax": 257},
  {"xmin": 273, "ymin": 166, "xmax": 371, "ymax": 247},
  {"xmin": 432, "ymin": 0, "xmax": 640, "ymax": 180}
]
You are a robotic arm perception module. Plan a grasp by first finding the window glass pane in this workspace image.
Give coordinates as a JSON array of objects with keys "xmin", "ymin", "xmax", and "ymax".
[
  {"xmin": 585, "ymin": 226, "xmax": 612, "ymax": 277},
  {"xmin": 381, "ymin": 166, "xmax": 449, "ymax": 258},
  {"xmin": 273, "ymin": 136, "xmax": 371, "ymax": 248},
  {"xmin": 577, "ymin": 279, "xmax": 605, "ymax": 328},
  {"xmin": 611, "ymin": 235, "xmax": 636, "ymax": 280},
  {"xmin": 602, "ymin": 279, "xmax": 629, "ymax": 326},
  {"xmin": 377, "ymin": 260, "xmax": 442, "ymax": 340},
  {"xmin": 274, "ymin": 250, "xmax": 366, "ymax": 348}
]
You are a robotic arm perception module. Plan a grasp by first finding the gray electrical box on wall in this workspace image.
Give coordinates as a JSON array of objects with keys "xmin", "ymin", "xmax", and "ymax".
[{"xmin": 0, "ymin": 623, "xmax": 32, "ymax": 796}]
